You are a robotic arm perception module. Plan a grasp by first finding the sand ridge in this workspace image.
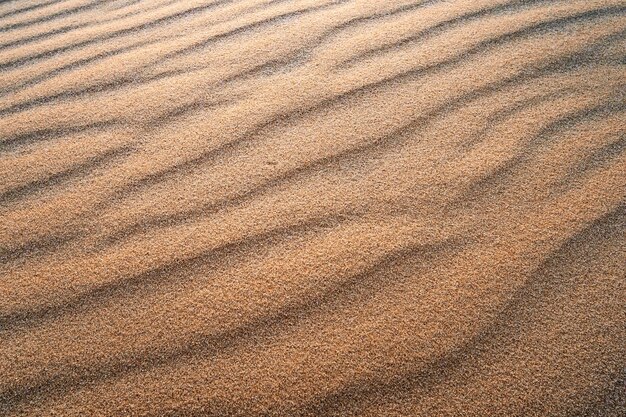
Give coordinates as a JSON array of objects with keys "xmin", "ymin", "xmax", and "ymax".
[{"xmin": 0, "ymin": 0, "xmax": 625, "ymax": 416}]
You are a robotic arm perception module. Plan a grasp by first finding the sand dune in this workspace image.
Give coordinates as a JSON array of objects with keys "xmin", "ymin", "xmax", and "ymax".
[{"xmin": 0, "ymin": 0, "xmax": 625, "ymax": 415}]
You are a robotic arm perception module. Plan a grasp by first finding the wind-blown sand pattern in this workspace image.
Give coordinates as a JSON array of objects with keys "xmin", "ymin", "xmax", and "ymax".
[{"xmin": 0, "ymin": 0, "xmax": 625, "ymax": 415}]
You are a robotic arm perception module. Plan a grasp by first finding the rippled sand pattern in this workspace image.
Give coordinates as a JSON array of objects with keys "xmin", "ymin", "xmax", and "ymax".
[{"xmin": 1, "ymin": 0, "xmax": 625, "ymax": 415}]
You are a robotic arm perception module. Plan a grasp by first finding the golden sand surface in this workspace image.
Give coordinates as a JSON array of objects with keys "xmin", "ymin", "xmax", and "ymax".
[{"xmin": 0, "ymin": 0, "xmax": 625, "ymax": 415}]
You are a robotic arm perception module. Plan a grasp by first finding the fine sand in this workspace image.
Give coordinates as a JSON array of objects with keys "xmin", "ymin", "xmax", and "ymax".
[{"xmin": 0, "ymin": 0, "xmax": 625, "ymax": 416}]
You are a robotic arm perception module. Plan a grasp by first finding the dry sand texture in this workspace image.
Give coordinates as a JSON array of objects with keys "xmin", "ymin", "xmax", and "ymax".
[{"xmin": 0, "ymin": 0, "xmax": 625, "ymax": 415}]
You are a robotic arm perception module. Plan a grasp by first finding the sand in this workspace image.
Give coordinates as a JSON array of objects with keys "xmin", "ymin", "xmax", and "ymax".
[{"xmin": 0, "ymin": 0, "xmax": 625, "ymax": 415}]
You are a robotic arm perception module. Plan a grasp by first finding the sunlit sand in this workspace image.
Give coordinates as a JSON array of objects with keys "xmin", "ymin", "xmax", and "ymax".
[{"xmin": 0, "ymin": 0, "xmax": 624, "ymax": 415}]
